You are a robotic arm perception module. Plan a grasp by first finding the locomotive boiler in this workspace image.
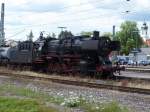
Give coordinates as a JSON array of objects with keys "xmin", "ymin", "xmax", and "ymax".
[
  {"xmin": 1, "ymin": 31, "xmax": 123, "ymax": 78},
  {"xmin": 33, "ymin": 31, "xmax": 122, "ymax": 77}
]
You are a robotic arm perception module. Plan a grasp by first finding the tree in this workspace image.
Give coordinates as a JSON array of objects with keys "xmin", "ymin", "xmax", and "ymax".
[
  {"xmin": 52, "ymin": 32, "xmax": 56, "ymax": 38},
  {"xmin": 115, "ymin": 21, "xmax": 143, "ymax": 55},
  {"xmin": 27, "ymin": 30, "xmax": 34, "ymax": 41},
  {"xmin": 80, "ymin": 31, "xmax": 92, "ymax": 36},
  {"xmin": 102, "ymin": 32, "xmax": 113, "ymax": 39},
  {"xmin": 58, "ymin": 30, "xmax": 73, "ymax": 39}
]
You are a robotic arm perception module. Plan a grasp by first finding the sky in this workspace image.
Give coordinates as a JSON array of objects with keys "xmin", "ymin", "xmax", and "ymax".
[{"xmin": 0, "ymin": 0, "xmax": 150, "ymax": 41}]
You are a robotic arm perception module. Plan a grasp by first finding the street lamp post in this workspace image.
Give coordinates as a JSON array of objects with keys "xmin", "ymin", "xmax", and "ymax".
[
  {"xmin": 58, "ymin": 27, "xmax": 67, "ymax": 32},
  {"xmin": 132, "ymin": 30, "xmax": 140, "ymax": 64},
  {"xmin": 132, "ymin": 30, "xmax": 139, "ymax": 50}
]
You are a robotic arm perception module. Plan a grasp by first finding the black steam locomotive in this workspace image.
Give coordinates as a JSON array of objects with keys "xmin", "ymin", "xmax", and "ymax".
[{"xmin": 0, "ymin": 31, "xmax": 123, "ymax": 78}]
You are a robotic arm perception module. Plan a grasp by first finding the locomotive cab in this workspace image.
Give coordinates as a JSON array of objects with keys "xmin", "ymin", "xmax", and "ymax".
[{"xmin": 9, "ymin": 41, "xmax": 34, "ymax": 65}]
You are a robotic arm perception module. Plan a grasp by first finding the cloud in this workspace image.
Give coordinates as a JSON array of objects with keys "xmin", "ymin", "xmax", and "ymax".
[
  {"xmin": 123, "ymin": 11, "xmax": 150, "ymax": 21},
  {"xmin": 6, "ymin": 2, "xmax": 66, "ymax": 13},
  {"xmin": 0, "ymin": 0, "xmax": 150, "ymax": 40}
]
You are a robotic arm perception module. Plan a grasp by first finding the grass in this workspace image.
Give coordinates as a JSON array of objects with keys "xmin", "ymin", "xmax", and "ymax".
[
  {"xmin": 82, "ymin": 102, "xmax": 129, "ymax": 112},
  {"xmin": 0, "ymin": 96, "xmax": 57, "ymax": 112},
  {"xmin": 0, "ymin": 84, "xmax": 64, "ymax": 104},
  {"xmin": 0, "ymin": 84, "xmax": 131, "ymax": 112},
  {"xmin": 0, "ymin": 66, "xmax": 133, "ymax": 112}
]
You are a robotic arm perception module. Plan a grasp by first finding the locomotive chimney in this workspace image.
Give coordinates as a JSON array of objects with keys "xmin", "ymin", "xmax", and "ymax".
[{"xmin": 93, "ymin": 31, "xmax": 99, "ymax": 39}]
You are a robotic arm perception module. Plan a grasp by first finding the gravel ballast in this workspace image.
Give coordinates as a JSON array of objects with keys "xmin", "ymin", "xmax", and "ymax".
[{"xmin": 0, "ymin": 75, "xmax": 150, "ymax": 112}]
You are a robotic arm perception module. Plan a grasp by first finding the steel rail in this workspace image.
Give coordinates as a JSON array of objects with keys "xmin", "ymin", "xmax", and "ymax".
[
  {"xmin": 0, "ymin": 71, "xmax": 150, "ymax": 95},
  {"xmin": 125, "ymin": 67, "xmax": 150, "ymax": 73}
]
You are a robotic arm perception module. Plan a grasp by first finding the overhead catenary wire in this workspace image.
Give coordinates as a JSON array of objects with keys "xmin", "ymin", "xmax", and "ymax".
[
  {"xmin": 5, "ymin": 12, "xmax": 118, "ymax": 30},
  {"xmin": 5, "ymin": 0, "xmax": 138, "ymax": 26},
  {"xmin": 5, "ymin": 0, "xmax": 134, "ymax": 27},
  {"xmin": 5, "ymin": 8, "xmax": 130, "ymax": 29},
  {"xmin": 7, "ymin": 29, "xmax": 26, "ymax": 38},
  {"xmin": 4, "ymin": 0, "xmax": 122, "ymax": 28},
  {"xmin": 4, "ymin": 0, "xmax": 138, "ymax": 37},
  {"xmin": 5, "ymin": 0, "xmax": 105, "ymax": 15}
]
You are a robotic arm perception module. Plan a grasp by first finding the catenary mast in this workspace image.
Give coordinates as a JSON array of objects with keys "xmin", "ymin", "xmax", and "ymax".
[{"xmin": 0, "ymin": 3, "xmax": 5, "ymax": 46}]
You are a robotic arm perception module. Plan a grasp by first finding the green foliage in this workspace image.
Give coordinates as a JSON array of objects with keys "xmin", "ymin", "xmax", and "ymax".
[
  {"xmin": 102, "ymin": 32, "xmax": 112, "ymax": 38},
  {"xmin": 0, "ymin": 84, "xmax": 130, "ymax": 112},
  {"xmin": 80, "ymin": 31, "xmax": 93, "ymax": 36},
  {"xmin": 100, "ymin": 102, "xmax": 129, "ymax": 112},
  {"xmin": 0, "ymin": 84, "xmax": 64, "ymax": 104},
  {"xmin": 27, "ymin": 30, "xmax": 34, "ymax": 41},
  {"xmin": 115, "ymin": 21, "xmax": 143, "ymax": 55},
  {"xmin": 0, "ymin": 97, "xmax": 57, "ymax": 112},
  {"xmin": 58, "ymin": 30, "xmax": 73, "ymax": 39},
  {"xmin": 82, "ymin": 102, "xmax": 129, "ymax": 112},
  {"xmin": 52, "ymin": 32, "xmax": 56, "ymax": 38},
  {"xmin": 142, "ymin": 44, "xmax": 149, "ymax": 48}
]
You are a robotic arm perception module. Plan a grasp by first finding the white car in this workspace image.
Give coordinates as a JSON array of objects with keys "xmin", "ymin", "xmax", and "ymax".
[
  {"xmin": 138, "ymin": 60, "xmax": 149, "ymax": 66},
  {"xmin": 127, "ymin": 60, "xmax": 134, "ymax": 65}
]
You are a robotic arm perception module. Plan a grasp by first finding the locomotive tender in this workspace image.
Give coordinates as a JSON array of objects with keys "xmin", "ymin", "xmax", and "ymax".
[{"xmin": 0, "ymin": 31, "xmax": 123, "ymax": 77}]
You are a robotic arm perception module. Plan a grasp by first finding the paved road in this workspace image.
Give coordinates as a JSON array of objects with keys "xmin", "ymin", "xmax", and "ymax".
[{"xmin": 115, "ymin": 71, "xmax": 150, "ymax": 79}]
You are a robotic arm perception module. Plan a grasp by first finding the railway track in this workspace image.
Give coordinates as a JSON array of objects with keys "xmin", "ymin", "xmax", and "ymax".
[
  {"xmin": 0, "ymin": 71, "xmax": 150, "ymax": 95},
  {"xmin": 125, "ymin": 67, "xmax": 150, "ymax": 72}
]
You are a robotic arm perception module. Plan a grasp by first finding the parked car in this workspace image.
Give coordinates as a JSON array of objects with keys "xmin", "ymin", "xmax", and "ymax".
[
  {"xmin": 117, "ymin": 59, "xmax": 128, "ymax": 65},
  {"xmin": 114, "ymin": 56, "xmax": 129, "ymax": 65},
  {"xmin": 147, "ymin": 60, "xmax": 150, "ymax": 65},
  {"xmin": 138, "ymin": 60, "xmax": 149, "ymax": 66},
  {"xmin": 127, "ymin": 60, "xmax": 135, "ymax": 65}
]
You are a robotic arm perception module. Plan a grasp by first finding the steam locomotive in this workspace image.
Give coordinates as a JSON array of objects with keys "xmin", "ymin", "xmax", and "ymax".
[{"xmin": 0, "ymin": 31, "xmax": 123, "ymax": 78}]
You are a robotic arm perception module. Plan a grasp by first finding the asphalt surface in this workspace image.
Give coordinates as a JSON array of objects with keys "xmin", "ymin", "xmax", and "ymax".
[{"xmin": 115, "ymin": 71, "xmax": 150, "ymax": 79}]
